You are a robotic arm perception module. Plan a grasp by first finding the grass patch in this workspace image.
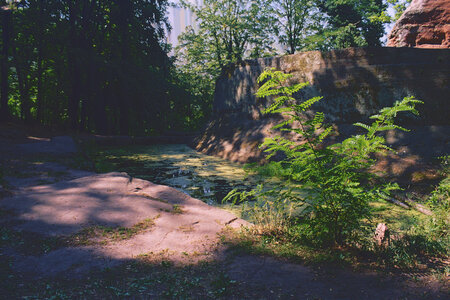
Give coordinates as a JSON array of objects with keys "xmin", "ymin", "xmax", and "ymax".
[
  {"xmin": 221, "ymin": 220, "xmax": 448, "ymax": 275},
  {"xmin": 0, "ymin": 259, "xmax": 249, "ymax": 299},
  {"xmin": 171, "ymin": 204, "xmax": 184, "ymax": 214},
  {"xmin": 221, "ymin": 227, "xmax": 355, "ymax": 266},
  {"xmin": 370, "ymin": 200, "xmax": 426, "ymax": 231},
  {"xmin": 160, "ymin": 204, "xmax": 185, "ymax": 214},
  {"xmin": 70, "ymin": 216, "xmax": 159, "ymax": 245}
]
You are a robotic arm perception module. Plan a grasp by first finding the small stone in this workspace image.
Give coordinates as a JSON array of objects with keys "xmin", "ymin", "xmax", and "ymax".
[{"xmin": 374, "ymin": 223, "xmax": 390, "ymax": 247}]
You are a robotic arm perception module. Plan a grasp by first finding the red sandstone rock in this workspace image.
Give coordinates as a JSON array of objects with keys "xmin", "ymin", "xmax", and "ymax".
[{"xmin": 387, "ymin": 0, "xmax": 450, "ymax": 48}]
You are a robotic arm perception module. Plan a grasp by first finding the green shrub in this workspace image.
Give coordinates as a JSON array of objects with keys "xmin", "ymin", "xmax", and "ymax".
[
  {"xmin": 378, "ymin": 156, "xmax": 449, "ymax": 267},
  {"xmin": 426, "ymin": 177, "xmax": 449, "ymax": 239},
  {"xmin": 416, "ymin": 156, "xmax": 450, "ymax": 251},
  {"xmin": 378, "ymin": 232, "xmax": 448, "ymax": 268},
  {"xmin": 226, "ymin": 68, "xmax": 422, "ymax": 245}
]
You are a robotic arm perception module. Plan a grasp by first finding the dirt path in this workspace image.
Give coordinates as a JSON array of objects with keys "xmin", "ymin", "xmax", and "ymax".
[
  {"xmin": 0, "ymin": 128, "xmax": 448, "ymax": 298},
  {"xmin": 0, "ymin": 131, "xmax": 248, "ymax": 277}
]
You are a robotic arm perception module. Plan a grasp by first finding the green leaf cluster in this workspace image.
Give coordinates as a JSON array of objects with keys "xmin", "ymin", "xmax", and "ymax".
[
  {"xmin": 387, "ymin": 0, "xmax": 412, "ymax": 21},
  {"xmin": 425, "ymin": 156, "xmax": 450, "ymax": 240},
  {"xmin": 314, "ymin": 0, "xmax": 389, "ymax": 48}
]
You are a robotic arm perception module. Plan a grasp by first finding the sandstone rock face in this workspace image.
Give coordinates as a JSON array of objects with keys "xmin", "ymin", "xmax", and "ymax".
[
  {"xmin": 196, "ymin": 47, "xmax": 450, "ymax": 163},
  {"xmin": 387, "ymin": 0, "xmax": 450, "ymax": 48}
]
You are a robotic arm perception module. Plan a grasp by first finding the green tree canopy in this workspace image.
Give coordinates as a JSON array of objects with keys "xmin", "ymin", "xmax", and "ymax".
[
  {"xmin": 177, "ymin": 0, "xmax": 277, "ymax": 78},
  {"xmin": 273, "ymin": 0, "xmax": 320, "ymax": 54},
  {"xmin": 315, "ymin": 0, "xmax": 388, "ymax": 48},
  {"xmin": 387, "ymin": 0, "xmax": 412, "ymax": 21},
  {"xmin": 0, "ymin": 0, "xmax": 206, "ymax": 135}
]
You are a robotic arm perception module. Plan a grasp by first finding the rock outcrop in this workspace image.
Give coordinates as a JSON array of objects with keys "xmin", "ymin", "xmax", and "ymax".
[
  {"xmin": 196, "ymin": 47, "xmax": 450, "ymax": 163},
  {"xmin": 387, "ymin": 0, "xmax": 450, "ymax": 48}
]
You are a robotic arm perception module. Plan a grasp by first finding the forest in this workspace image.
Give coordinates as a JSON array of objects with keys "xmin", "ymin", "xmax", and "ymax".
[{"xmin": 0, "ymin": 0, "xmax": 411, "ymax": 135}]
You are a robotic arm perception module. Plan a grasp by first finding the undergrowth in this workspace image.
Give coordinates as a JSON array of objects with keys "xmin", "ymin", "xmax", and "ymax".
[
  {"xmin": 225, "ymin": 68, "xmax": 448, "ymax": 269},
  {"xmin": 382, "ymin": 156, "xmax": 449, "ymax": 267}
]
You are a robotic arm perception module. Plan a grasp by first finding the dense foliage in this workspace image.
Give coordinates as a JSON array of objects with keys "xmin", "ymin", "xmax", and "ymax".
[
  {"xmin": 315, "ymin": 0, "xmax": 388, "ymax": 48},
  {"xmin": 176, "ymin": 0, "xmax": 278, "ymax": 90},
  {"xmin": 227, "ymin": 69, "xmax": 423, "ymax": 245},
  {"xmin": 0, "ymin": 0, "xmax": 207, "ymax": 134},
  {"xmin": 273, "ymin": 0, "xmax": 322, "ymax": 54},
  {"xmin": 426, "ymin": 156, "xmax": 450, "ymax": 241}
]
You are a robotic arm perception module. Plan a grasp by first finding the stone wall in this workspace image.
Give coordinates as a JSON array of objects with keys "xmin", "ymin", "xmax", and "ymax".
[{"xmin": 195, "ymin": 47, "xmax": 450, "ymax": 163}]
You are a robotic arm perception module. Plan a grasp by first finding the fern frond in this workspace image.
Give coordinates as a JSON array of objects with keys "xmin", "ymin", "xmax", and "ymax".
[
  {"xmin": 353, "ymin": 122, "xmax": 370, "ymax": 131},
  {"xmin": 297, "ymin": 96, "xmax": 323, "ymax": 111},
  {"xmin": 312, "ymin": 112, "xmax": 325, "ymax": 127},
  {"xmin": 272, "ymin": 119, "xmax": 294, "ymax": 130},
  {"xmin": 317, "ymin": 126, "xmax": 333, "ymax": 143},
  {"xmin": 287, "ymin": 82, "xmax": 310, "ymax": 94}
]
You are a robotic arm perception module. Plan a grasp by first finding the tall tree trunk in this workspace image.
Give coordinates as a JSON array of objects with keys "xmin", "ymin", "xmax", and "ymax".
[
  {"xmin": 95, "ymin": 86, "xmax": 108, "ymax": 134},
  {"xmin": 118, "ymin": 0, "xmax": 131, "ymax": 135},
  {"xmin": 0, "ymin": 8, "xmax": 11, "ymax": 120},
  {"xmin": 16, "ymin": 67, "xmax": 31, "ymax": 121},
  {"xmin": 12, "ymin": 46, "xmax": 31, "ymax": 122},
  {"xmin": 36, "ymin": 46, "xmax": 43, "ymax": 122},
  {"xmin": 36, "ymin": 1, "xmax": 44, "ymax": 123},
  {"xmin": 79, "ymin": 0, "xmax": 96, "ymax": 132},
  {"xmin": 93, "ymin": 5, "xmax": 108, "ymax": 134},
  {"xmin": 67, "ymin": 1, "xmax": 80, "ymax": 130}
]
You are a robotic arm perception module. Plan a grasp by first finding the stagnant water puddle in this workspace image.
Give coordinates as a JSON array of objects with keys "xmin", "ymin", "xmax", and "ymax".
[{"xmin": 93, "ymin": 144, "xmax": 265, "ymax": 204}]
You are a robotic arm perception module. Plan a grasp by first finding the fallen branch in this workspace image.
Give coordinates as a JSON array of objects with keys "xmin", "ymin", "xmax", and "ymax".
[
  {"xmin": 401, "ymin": 197, "xmax": 433, "ymax": 216},
  {"xmin": 385, "ymin": 197, "xmax": 410, "ymax": 209},
  {"xmin": 388, "ymin": 194, "xmax": 433, "ymax": 216}
]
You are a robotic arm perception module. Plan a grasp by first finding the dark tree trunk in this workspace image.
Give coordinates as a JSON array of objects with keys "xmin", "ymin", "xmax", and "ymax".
[
  {"xmin": 79, "ymin": 0, "xmax": 96, "ymax": 132},
  {"xmin": 117, "ymin": 0, "xmax": 131, "ymax": 135},
  {"xmin": 12, "ymin": 36, "xmax": 32, "ymax": 122},
  {"xmin": 67, "ymin": 1, "xmax": 80, "ymax": 130},
  {"xmin": 16, "ymin": 64, "xmax": 31, "ymax": 121},
  {"xmin": 36, "ymin": 1, "xmax": 44, "ymax": 122},
  {"xmin": 95, "ymin": 88, "xmax": 108, "ymax": 134},
  {"xmin": 36, "ymin": 47, "xmax": 43, "ymax": 122},
  {"xmin": 0, "ymin": 8, "xmax": 11, "ymax": 120}
]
